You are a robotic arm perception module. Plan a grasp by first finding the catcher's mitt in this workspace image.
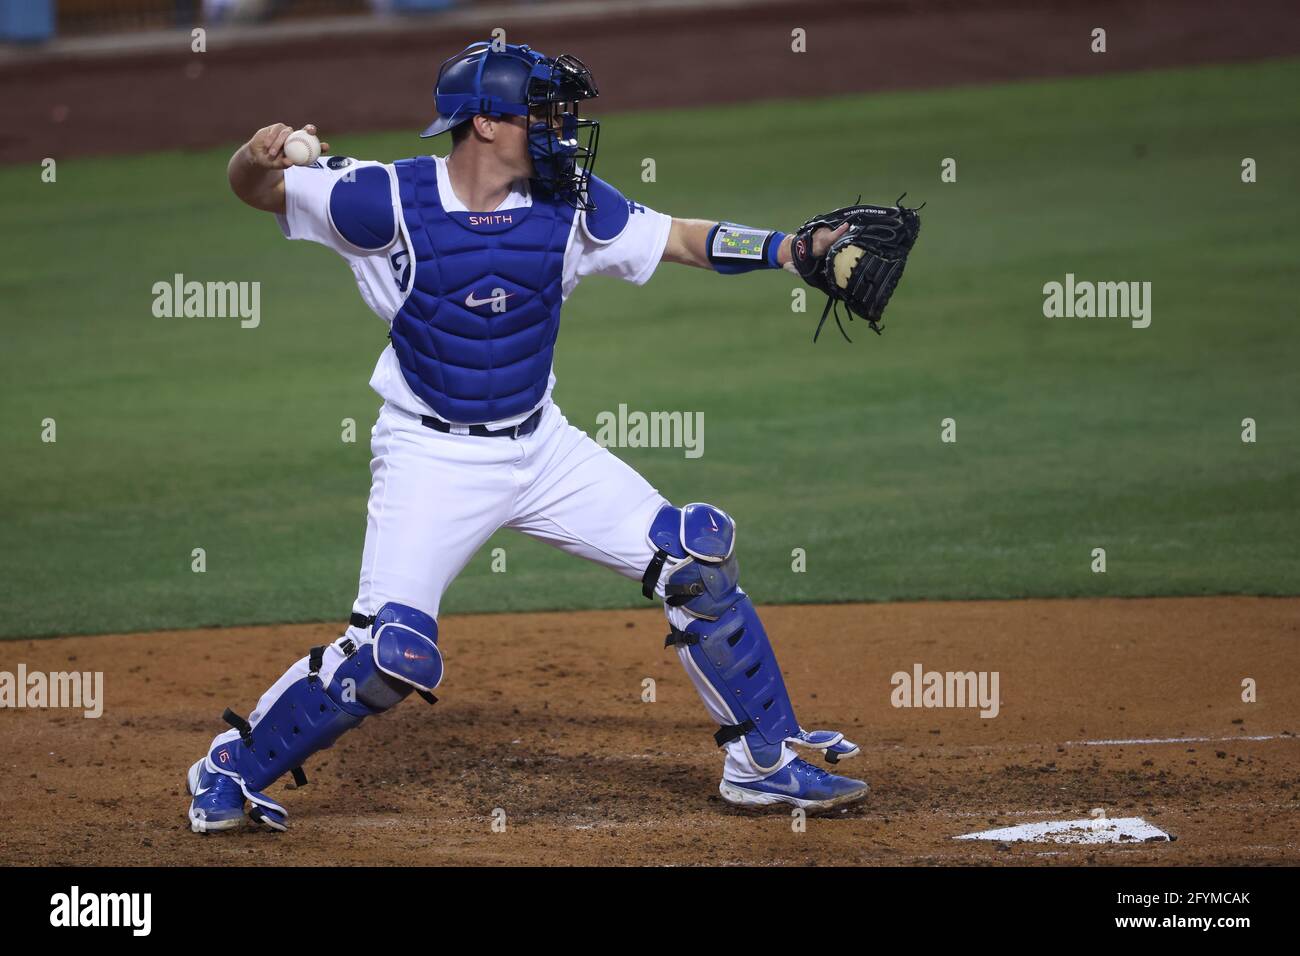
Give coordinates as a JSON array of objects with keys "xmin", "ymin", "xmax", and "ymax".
[{"xmin": 789, "ymin": 196, "xmax": 922, "ymax": 342}]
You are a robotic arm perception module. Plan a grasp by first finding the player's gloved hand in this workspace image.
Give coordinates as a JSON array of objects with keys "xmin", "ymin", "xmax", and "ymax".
[
  {"xmin": 786, "ymin": 222, "xmax": 847, "ymax": 294},
  {"xmin": 789, "ymin": 197, "xmax": 923, "ymax": 342},
  {"xmin": 245, "ymin": 123, "xmax": 332, "ymax": 170}
]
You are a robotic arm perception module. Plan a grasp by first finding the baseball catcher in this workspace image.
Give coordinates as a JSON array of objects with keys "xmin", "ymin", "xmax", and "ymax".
[{"xmin": 186, "ymin": 40, "xmax": 922, "ymax": 834}]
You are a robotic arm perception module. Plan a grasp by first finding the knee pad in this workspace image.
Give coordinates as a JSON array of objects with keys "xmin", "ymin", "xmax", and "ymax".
[
  {"xmin": 641, "ymin": 502, "xmax": 739, "ymax": 619},
  {"xmin": 209, "ymin": 602, "xmax": 442, "ymax": 800},
  {"xmin": 369, "ymin": 601, "xmax": 444, "ymax": 698}
]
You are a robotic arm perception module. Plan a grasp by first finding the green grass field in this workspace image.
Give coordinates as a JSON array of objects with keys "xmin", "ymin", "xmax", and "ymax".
[{"xmin": 2, "ymin": 59, "xmax": 1298, "ymax": 639}]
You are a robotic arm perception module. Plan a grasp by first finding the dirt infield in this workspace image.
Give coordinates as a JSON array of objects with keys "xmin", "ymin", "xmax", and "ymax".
[
  {"xmin": 1, "ymin": 597, "xmax": 1295, "ymax": 866},
  {"xmin": 4, "ymin": 0, "xmax": 1300, "ymax": 163}
]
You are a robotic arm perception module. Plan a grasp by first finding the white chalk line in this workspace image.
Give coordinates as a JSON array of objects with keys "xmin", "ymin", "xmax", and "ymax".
[
  {"xmin": 849, "ymin": 733, "xmax": 1295, "ymax": 754},
  {"xmin": 1065, "ymin": 734, "xmax": 1292, "ymax": 746},
  {"xmin": 590, "ymin": 733, "xmax": 1296, "ymax": 764}
]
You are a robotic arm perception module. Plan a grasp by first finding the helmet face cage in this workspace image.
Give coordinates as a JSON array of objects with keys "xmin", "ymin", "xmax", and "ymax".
[{"xmin": 526, "ymin": 54, "xmax": 600, "ymax": 211}]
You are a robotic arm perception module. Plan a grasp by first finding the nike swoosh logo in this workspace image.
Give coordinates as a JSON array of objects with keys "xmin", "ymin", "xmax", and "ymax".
[
  {"xmin": 193, "ymin": 784, "xmax": 210, "ymax": 797},
  {"xmin": 762, "ymin": 776, "xmax": 805, "ymax": 795},
  {"xmin": 464, "ymin": 291, "xmax": 512, "ymax": 308}
]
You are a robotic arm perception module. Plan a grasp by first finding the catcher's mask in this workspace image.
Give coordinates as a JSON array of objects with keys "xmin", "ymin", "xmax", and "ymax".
[{"xmin": 421, "ymin": 41, "xmax": 600, "ymax": 211}]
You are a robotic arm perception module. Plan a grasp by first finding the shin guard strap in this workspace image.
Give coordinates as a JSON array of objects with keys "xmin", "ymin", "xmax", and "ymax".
[
  {"xmin": 641, "ymin": 549, "xmax": 669, "ymax": 600},
  {"xmin": 307, "ymin": 645, "xmax": 325, "ymax": 683},
  {"xmin": 223, "ymin": 708, "xmax": 253, "ymax": 745},
  {"xmin": 664, "ymin": 625, "xmax": 699, "ymax": 649},
  {"xmin": 713, "ymin": 719, "xmax": 756, "ymax": 747}
]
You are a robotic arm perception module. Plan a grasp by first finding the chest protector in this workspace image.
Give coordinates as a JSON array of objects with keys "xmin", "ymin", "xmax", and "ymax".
[{"xmin": 392, "ymin": 157, "xmax": 576, "ymax": 424}]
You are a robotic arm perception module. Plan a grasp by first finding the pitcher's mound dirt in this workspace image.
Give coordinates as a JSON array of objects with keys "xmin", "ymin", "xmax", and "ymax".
[{"xmin": 1, "ymin": 597, "xmax": 1296, "ymax": 866}]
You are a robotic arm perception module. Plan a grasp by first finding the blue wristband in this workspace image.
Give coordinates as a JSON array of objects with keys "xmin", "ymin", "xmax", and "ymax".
[{"xmin": 706, "ymin": 223, "xmax": 787, "ymax": 274}]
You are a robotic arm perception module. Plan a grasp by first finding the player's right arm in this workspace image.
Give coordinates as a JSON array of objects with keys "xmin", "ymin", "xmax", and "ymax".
[{"xmin": 227, "ymin": 123, "xmax": 331, "ymax": 214}]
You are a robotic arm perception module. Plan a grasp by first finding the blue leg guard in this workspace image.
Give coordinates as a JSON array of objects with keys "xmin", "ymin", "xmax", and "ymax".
[
  {"xmin": 206, "ymin": 602, "xmax": 443, "ymax": 828},
  {"xmin": 670, "ymin": 592, "xmax": 799, "ymax": 771},
  {"xmin": 645, "ymin": 502, "xmax": 859, "ymax": 771}
]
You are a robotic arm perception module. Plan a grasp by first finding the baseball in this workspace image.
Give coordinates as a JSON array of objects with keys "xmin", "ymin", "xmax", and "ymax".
[{"xmin": 283, "ymin": 128, "xmax": 321, "ymax": 166}]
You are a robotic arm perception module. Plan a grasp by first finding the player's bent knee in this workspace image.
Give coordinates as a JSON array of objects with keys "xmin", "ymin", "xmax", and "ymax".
[
  {"xmin": 641, "ymin": 502, "xmax": 739, "ymax": 618},
  {"xmin": 339, "ymin": 601, "xmax": 443, "ymax": 710},
  {"xmin": 369, "ymin": 601, "xmax": 444, "ymax": 697}
]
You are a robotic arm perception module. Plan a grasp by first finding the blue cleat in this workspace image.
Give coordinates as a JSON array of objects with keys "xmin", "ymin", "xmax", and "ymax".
[
  {"xmin": 186, "ymin": 759, "xmax": 289, "ymax": 833},
  {"xmin": 186, "ymin": 759, "xmax": 246, "ymax": 833},
  {"xmin": 719, "ymin": 757, "xmax": 870, "ymax": 812}
]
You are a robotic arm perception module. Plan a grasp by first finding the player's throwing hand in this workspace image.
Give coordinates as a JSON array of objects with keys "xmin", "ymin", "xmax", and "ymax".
[
  {"xmin": 246, "ymin": 123, "xmax": 332, "ymax": 169},
  {"xmin": 229, "ymin": 124, "xmax": 331, "ymax": 214}
]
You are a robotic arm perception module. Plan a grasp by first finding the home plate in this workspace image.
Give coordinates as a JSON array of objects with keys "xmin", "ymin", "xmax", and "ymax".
[{"xmin": 955, "ymin": 816, "xmax": 1173, "ymax": 845}]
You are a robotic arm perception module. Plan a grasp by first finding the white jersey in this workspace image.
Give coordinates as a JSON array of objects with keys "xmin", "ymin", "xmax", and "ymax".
[{"xmin": 275, "ymin": 155, "xmax": 672, "ymax": 428}]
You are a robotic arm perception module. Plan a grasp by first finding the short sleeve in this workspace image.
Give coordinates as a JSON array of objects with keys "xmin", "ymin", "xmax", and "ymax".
[
  {"xmin": 572, "ymin": 186, "xmax": 672, "ymax": 286},
  {"xmin": 275, "ymin": 158, "xmax": 398, "ymax": 255}
]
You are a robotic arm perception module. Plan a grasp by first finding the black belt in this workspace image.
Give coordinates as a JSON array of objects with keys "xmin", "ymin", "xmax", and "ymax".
[{"xmin": 420, "ymin": 406, "xmax": 543, "ymax": 439}]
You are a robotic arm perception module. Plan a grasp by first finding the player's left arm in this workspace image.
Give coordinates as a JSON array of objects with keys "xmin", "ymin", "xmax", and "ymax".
[
  {"xmin": 657, "ymin": 198, "xmax": 924, "ymax": 342},
  {"xmin": 661, "ymin": 218, "xmax": 846, "ymax": 271},
  {"xmin": 573, "ymin": 178, "xmax": 843, "ymax": 288}
]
